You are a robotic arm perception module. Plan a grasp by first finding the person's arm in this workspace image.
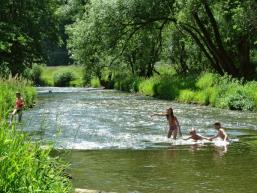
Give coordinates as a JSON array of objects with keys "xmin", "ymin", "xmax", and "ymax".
[
  {"xmin": 151, "ymin": 112, "xmax": 167, "ymax": 117},
  {"xmin": 199, "ymin": 135, "xmax": 210, "ymax": 140},
  {"xmin": 209, "ymin": 133, "xmax": 219, "ymax": 141},
  {"xmin": 175, "ymin": 117, "xmax": 182, "ymax": 136},
  {"xmin": 183, "ymin": 136, "xmax": 192, "ymax": 140}
]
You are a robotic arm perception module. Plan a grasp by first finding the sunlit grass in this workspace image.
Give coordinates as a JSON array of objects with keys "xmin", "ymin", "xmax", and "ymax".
[
  {"xmin": 0, "ymin": 79, "xmax": 72, "ymax": 192},
  {"xmin": 41, "ymin": 65, "xmax": 84, "ymax": 86}
]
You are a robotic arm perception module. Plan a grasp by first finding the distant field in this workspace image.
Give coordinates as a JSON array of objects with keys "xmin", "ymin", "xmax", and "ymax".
[{"xmin": 41, "ymin": 65, "xmax": 84, "ymax": 86}]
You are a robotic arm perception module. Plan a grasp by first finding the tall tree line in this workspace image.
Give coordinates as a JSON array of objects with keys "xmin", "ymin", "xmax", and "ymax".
[{"xmin": 67, "ymin": 0, "xmax": 257, "ymax": 80}]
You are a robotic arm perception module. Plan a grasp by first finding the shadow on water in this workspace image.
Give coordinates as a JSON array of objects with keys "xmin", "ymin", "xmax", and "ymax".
[{"xmin": 22, "ymin": 87, "xmax": 257, "ymax": 193}]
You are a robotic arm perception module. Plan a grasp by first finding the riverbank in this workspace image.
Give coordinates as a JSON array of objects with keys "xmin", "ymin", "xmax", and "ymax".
[
  {"xmin": 0, "ymin": 79, "xmax": 72, "ymax": 192},
  {"xmin": 41, "ymin": 65, "xmax": 84, "ymax": 87},
  {"xmin": 35, "ymin": 65, "xmax": 257, "ymax": 111},
  {"xmin": 94, "ymin": 68, "xmax": 257, "ymax": 111}
]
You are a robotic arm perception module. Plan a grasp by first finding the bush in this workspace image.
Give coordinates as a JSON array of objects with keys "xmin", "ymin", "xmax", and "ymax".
[
  {"xmin": 30, "ymin": 64, "xmax": 43, "ymax": 85},
  {"xmin": 178, "ymin": 89, "xmax": 195, "ymax": 103},
  {"xmin": 90, "ymin": 77, "xmax": 101, "ymax": 88},
  {"xmin": 193, "ymin": 90, "xmax": 210, "ymax": 105},
  {"xmin": 22, "ymin": 64, "xmax": 43, "ymax": 86},
  {"xmin": 138, "ymin": 77, "xmax": 160, "ymax": 96},
  {"xmin": 53, "ymin": 71, "xmax": 75, "ymax": 87},
  {"xmin": 226, "ymin": 90, "xmax": 254, "ymax": 111},
  {"xmin": 196, "ymin": 73, "xmax": 218, "ymax": 89},
  {"xmin": 112, "ymin": 72, "xmax": 136, "ymax": 92}
]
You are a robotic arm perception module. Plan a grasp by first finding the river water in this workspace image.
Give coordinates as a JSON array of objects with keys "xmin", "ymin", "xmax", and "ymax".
[{"xmin": 23, "ymin": 87, "xmax": 257, "ymax": 193}]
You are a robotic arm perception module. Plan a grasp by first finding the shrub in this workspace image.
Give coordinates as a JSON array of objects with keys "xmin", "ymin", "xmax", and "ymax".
[
  {"xmin": 155, "ymin": 79, "xmax": 177, "ymax": 100},
  {"xmin": 196, "ymin": 73, "xmax": 218, "ymax": 89},
  {"xmin": 208, "ymin": 87, "xmax": 220, "ymax": 106},
  {"xmin": 90, "ymin": 77, "xmax": 101, "ymax": 88},
  {"xmin": 30, "ymin": 64, "xmax": 43, "ymax": 85},
  {"xmin": 112, "ymin": 72, "xmax": 136, "ymax": 92},
  {"xmin": 226, "ymin": 90, "xmax": 254, "ymax": 111},
  {"xmin": 53, "ymin": 71, "xmax": 75, "ymax": 87},
  {"xmin": 138, "ymin": 77, "xmax": 160, "ymax": 96},
  {"xmin": 178, "ymin": 89, "xmax": 195, "ymax": 103},
  {"xmin": 22, "ymin": 64, "xmax": 43, "ymax": 85},
  {"xmin": 193, "ymin": 90, "xmax": 210, "ymax": 105}
]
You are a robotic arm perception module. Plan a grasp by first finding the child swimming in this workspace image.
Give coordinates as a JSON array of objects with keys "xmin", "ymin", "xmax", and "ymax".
[
  {"xmin": 209, "ymin": 122, "xmax": 228, "ymax": 141},
  {"xmin": 184, "ymin": 128, "xmax": 209, "ymax": 141},
  {"xmin": 151, "ymin": 107, "xmax": 182, "ymax": 139}
]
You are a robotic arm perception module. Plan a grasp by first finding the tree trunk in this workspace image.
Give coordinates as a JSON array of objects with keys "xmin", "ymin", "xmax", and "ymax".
[{"xmin": 238, "ymin": 36, "xmax": 254, "ymax": 79}]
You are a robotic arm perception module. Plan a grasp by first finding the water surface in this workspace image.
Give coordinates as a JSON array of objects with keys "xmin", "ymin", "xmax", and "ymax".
[{"xmin": 24, "ymin": 87, "xmax": 257, "ymax": 193}]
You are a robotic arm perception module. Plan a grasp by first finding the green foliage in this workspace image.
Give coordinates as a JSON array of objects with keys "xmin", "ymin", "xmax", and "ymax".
[
  {"xmin": 65, "ymin": 0, "xmax": 257, "ymax": 80},
  {"xmin": 196, "ymin": 73, "xmax": 219, "ymax": 89},
  {"xmin": 0, "ymin": 124, "xmax": 72, "ymax": 192},
  {"xmin": 23, "ymin": 64, "xmax": 43, "ymax": 85},
  {"xmin": 53, "ymin": 71, "xmax": 75, "ymax": 87},
  {"xmin": 0, "ymin": 79, "xmax": 72, "ymax": 192},
  {"xmin": 0, "ymin": 0, "xmax": 60, "ymax": 75},
  {"xmin": 90, "ymin": 77, "xmax": 101, "ymax": 88},
  {"xmin": 138, "ymin": 77, "xmax": 160, "ymax": 97},
  {"xmin": 113, "ymin": 72, "xmax": 137, "ymax": 92},
  {"xmin": 0, "ymin": 78, "xmax": 36, "ymax": 120},
  {"xmin": 67, "ymin": 0, "xmax": 174, "ymax": 78},
  {"xmin": 41, "ymin": 66, "xmax": 84, "ymax": 87},
  {"xmin": 178, "ymin": 89, "xmax": 195, "ymax": 103},
  {"xmin": 177, "ymin": 73, "xmax": 257, "ymax": 111}
]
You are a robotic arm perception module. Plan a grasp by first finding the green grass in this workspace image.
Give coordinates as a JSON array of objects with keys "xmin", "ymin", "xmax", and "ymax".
[
  {"xmin": 98, "ymin": 68, "xmax": 257, "ymax": 111},
  {"xmin": 90, "ymin": 77, "xmax": 101, "ymax": 88},
  {"xmin": 0, "ymin": 79, "xmax": 72, "ymax": 192},
  {"xmin": 41, "ymin": 65, "xmax": 84, "ymax": 86},
  {"xmin": 0, "ymin": 78, "xmax": 36, "ymax": 121}
]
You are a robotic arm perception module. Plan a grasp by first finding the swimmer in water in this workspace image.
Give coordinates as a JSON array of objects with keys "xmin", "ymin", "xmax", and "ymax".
[
  {"xmin": 209, "ymin": 122, "xmax": 228, "ymax": 141},
  {"xmin": 184, "ymin": 128, "xmax": 209, "ymax": 141}
]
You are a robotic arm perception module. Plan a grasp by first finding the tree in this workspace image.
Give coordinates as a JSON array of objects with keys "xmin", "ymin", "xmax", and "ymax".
[
  {"xmin": 0, "ymin": 0, "xmax": 60, "ymax": 76},
  {"xmin": 67, "ymin": 0, "xmax": 257, "ymax": 79},
  {"xmin": 67, "ymin": 0, "xmax": 174, "ymax": 77}
]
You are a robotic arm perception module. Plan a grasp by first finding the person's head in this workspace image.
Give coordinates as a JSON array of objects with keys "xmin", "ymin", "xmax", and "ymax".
[
  {"xmin": 16, "ymin": 92, "xmax": 21, "ymax": 98},
  {"xmin": 189, "ymin": 128, "xmax": 196, "ymax": 135},
  {"xmin": 166, "ymin": 107, "xmax": 174, "ymax": 116},
  {"xmin": 213, "ymin": 122, "xmax": 221, "ymax": 130}
]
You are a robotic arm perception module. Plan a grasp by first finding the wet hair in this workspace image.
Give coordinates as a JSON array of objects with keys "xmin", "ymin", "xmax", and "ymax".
[
  {"xmin": 166, "ymin": 108, "xmax": 175, "ymax": 119},
  {"xmin": 189, "ymin": 128, "xmax": 196, "ymax": 135},
  {"xmin": 213, "ymin": 122, "xmax": 221, "ymax": 127}
]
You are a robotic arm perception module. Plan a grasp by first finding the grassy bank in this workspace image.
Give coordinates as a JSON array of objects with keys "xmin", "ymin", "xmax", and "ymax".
[
  {"xmin": 41, "ymin": 65, "xmax": 84, "ymax": 86},
  {"xmin": 0, "ymin": 79, "xmax": 72, "ymax": 192},
  {"xmin": 93, "ymin": 67, "xmax": 257, "ymax": 111},
  {"xmin": 0, "ymin": 78, "xmax": 36, "ymax": 121}
]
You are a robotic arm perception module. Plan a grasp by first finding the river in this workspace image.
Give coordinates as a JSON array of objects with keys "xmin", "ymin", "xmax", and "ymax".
[{"xmin": 23, "ymin": 87, "xmax": 257, "ymax": 193}]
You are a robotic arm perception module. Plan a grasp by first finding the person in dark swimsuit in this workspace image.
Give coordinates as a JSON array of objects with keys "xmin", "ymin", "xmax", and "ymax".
[{"xmin": 151, "ymin": 107, "xmax": 182, "ymax": 139}]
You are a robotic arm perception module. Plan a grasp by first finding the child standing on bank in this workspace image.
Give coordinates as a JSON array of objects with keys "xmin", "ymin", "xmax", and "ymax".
[
  {"xmin": 151, "ymin": 107, "xmax": 182, "ymax": 139},
  {"xmin": 10, "ymin": 92, "xmax": 24, "ymax": 123}
]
